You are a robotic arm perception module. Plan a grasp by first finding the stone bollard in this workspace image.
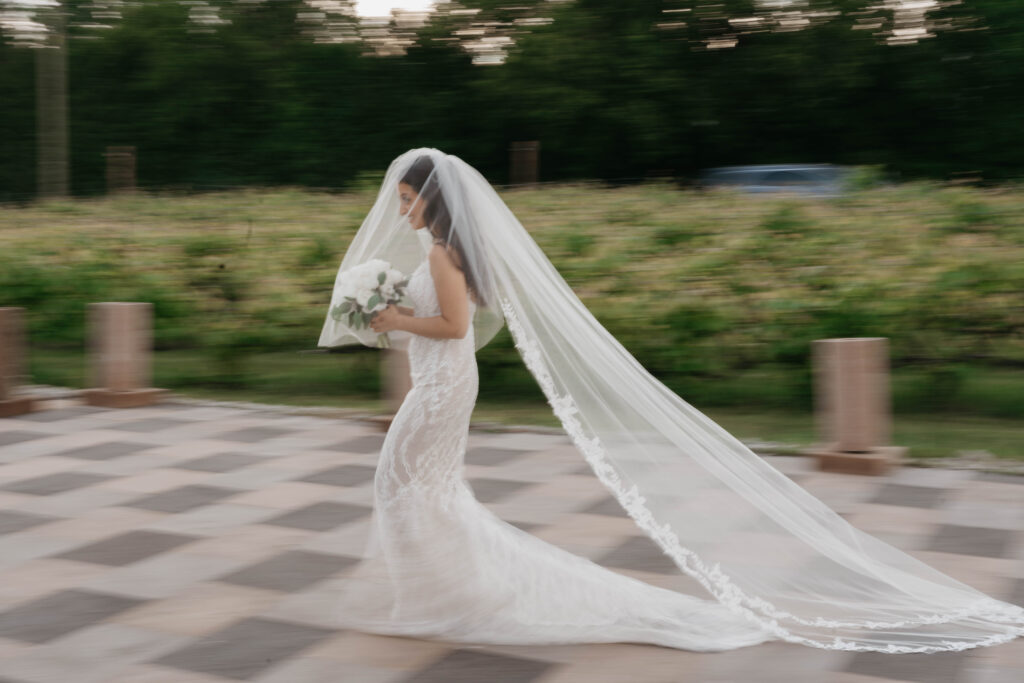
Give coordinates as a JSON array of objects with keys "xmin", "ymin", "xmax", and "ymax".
[
  {"xmin": 508, "ymin": 141, "xmax": 540, "ymax": 186},
  {"xmin": 81, "ymin": 302, "xmax": 166, "ymax": 408},
  {"xmin": 0, "ymin": 307, "xmax": 35, "ymax": 417},
  {"xmin": 104, "ymin": 146, "xmax": 137, "ymax": 194},
  {"xmin": 802, "ymin": 338, "xmax": 908, "ymax": 475},
  {"xmin": 378, "ymin": 347, "xmax": 412, "ymax": 432}
]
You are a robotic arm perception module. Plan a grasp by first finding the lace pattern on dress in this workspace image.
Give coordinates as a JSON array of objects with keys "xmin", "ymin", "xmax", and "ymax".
[{"xmin": 375, "ymin": 260, "xmax": 478, "ymax": 517}]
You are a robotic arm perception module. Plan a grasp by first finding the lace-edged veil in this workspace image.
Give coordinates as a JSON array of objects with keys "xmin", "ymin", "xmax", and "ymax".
[
  {"xmin": 317, "ymin": 149, "xmax": 503, "ymax": 351},
  {"xmin": 319, "ymin": 148, "xmax": 1024, "ymax": 653}
]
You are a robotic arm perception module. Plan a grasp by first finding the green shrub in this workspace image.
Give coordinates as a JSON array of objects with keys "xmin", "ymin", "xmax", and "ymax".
[
  {"xmin": 299, "ymin": 235, "xmax": 338, "ymax": 267},
  {"xmin": 939, "ymin": 197, "xmax": 1003, "ymax": 234},
  {"xmin": 182, "ymin": 234, "xmax": 238, "ymax": 258},
  {"xmin": 652, "ymin": 223, "xmax": 700, "ymax": 247},
  {"xmin": 761, "ymin": 203, "xmax": 812, "ymax": 237},
  {"xmin": 605, "ymin": 206, "xmax": 650, "ymax": 225},
  {"xmin": 911, "ymin": 365, "xmax": 968, "ymax": 412},
  {"xmin": 842, "ymin": 164, "xmax": 889, "ymax": 193},
  {"xmin": 562, "ymin": 230, "xmax": 596, "ymax": 257}
]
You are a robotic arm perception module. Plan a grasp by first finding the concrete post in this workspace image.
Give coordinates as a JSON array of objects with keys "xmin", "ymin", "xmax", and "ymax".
[
  {"xmin": 104, "ymin": 146, "xmax": 137, "ymax": 194},
  {"xmin": 81, "ymin": 302, "xmax": 166, "ymax": 408},
  {"xmin": 803, "ymin": 338, "xmax": 907, "ymax": 475},
  {"xmin": 0, "ymin": 308, "xmax": 34, "ymax": 417},
  {"xmin": 509, "ymin": 141, "xmax": 540, "ymax": 186}
]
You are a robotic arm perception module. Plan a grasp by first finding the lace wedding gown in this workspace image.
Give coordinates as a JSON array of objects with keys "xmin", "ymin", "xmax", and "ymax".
[{"xmin": 331, "ymin": 258, "xmax": 779, "ymax": 651}]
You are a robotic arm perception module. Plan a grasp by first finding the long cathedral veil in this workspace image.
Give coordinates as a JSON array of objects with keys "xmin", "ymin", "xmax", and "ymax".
[{"xmin": 319, "ymin": 148, "xmax": 1024, "ymax": 653}]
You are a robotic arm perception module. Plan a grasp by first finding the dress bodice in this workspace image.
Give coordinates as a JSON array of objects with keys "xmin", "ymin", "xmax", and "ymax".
[
  {"xmin": 403, "ymin": 259, "xmax": 477, "ymax": 389},
  {"xmin": 406, "ymin": 259, "xmax": 478, "ymax": 321}
]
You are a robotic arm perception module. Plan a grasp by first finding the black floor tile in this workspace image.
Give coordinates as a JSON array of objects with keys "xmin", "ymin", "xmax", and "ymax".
[
  {"xmin": 0, "ymin": 589, "xmax": 145, "ymax": 643},
  {"xmin": 467, "ymin": 478, "xmax": 533, "ymax": 503},
  {"xmin": 0, "ymin": 430, "xmax": 48, "ymax": 448},
  {"xmin": 923, "ymin": 524, "xmax": 1014, "ymax": 559},
  {"xmin": 1, "ymin": 471, "xmax": 113, "ymax": 496},
  {"xmin": 974, "ymin": 471, "xmax": 1024, "ymax": 485},
  {"xmin": 595, "ymin": 535, "xmax": 678, "ymax": 575},
  {"xmin": 333, "ymin": 434, "xmax": 386, "ymax": 454},
  {"xmin": 113, "ymin": 417, "xmax": 192, "ymax": 433},
  {"xmin": 263, "ymin": 502, "xmax": 372, "ymax": 532},
  {"xmin": 1005, "ymin": 577, "xmax": 1024, "ymax": 608},
  {"xmin": 53, "ymin": 441, "xmax": 152, "ymax": 461},
  {"xmin": 465, "ymin": 447, "xmax": 531, "ymax": 467},
  {"xmin": 843, "ymin": 649, "xmax": 969, "ymax": 683},
  {"xmin": 1007, "ymin": 577, "xmax": 1024, "ymax": 610},
  {"xmin": 16, "ymin": 406, "xmax": 107, "ymax": 422},
  {"xmin": 176, "ymin": 452, "xmax": 265, "ymax": 472},
  {"xmin": 216, "ymin": 426, "xmax": 295, "ymax": 443},
  {"xmin": 151, "ymin": 616, "xmax": 335, "ymax": 680},
  {"xmin": 217, "ymin": 550, "xmax": 358, "ymax": 592},
  {"xmin": 123, "ymin": 484, "xmax": 240, "ymax": 513},
  {"xmin": 401, "ymin": 649, "xmax": 556, "ymax": 683},
  {"xmin": 0, "ymin": 510, "xmax": 59, "ymax": 535},
  {"xmin": 869, "ymin": 483, "xmax": 949, "ymax": 509},
  {"xmin": 53, "ymin": 529, "xmax": 201, "ymax": 566},
  {"xmin": 580, "ymin": 496, "xmax": 629, "ymax": 518},
  {"xmin": 298, "ymin": 464, "xmax": 376, "ymax": 487}
]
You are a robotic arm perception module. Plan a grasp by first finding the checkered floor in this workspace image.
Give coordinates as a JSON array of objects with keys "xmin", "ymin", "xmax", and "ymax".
[{"xmin": 0, "ymin": 398, "xmax": 1022, "ymax": 683}]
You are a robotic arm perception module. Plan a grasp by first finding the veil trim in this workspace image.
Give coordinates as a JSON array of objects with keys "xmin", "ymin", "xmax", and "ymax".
[{"xmin": 499, "ymin": 296, "xmax": 1024, "ymax": 654}]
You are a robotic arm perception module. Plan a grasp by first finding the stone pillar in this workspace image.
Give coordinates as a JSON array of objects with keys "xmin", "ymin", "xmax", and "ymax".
[
  {"xmin": 802, "ymin": 338, "xmax": 907, "ymax": 475},
  {"xmin": 0, "ymin": 308, "xmax": 35, "ymax": 417},
  {"xmin": 104, "ymin": 146, "xmax": 137, "ymax": 194},
  {"xmin": 378, "ymin": 348, "xmax": 412, "ymax": 432},
  {"xmin": 81, "ymin": 302, "xmax": 166, "ymax": 408},
  {"xmin": 509, "ymin": 141, "xmax": 540, "ymax": 186}
]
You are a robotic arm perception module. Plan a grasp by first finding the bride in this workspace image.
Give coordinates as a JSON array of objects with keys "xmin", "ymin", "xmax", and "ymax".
[{"xmin": 318, "ymin": 148, "xmax": 1024, "ymax": 653}]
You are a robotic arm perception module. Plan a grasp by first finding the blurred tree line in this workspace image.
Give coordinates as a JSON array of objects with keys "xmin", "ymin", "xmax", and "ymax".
[{"xmin": 1, "ymin": 0, "xmax": 1023, "ymax": 201}]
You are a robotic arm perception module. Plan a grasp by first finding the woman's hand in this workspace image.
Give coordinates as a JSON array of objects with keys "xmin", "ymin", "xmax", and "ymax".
[{"xmin": 370, "ymin": 304, "xmax": 405, "ymax": 334}]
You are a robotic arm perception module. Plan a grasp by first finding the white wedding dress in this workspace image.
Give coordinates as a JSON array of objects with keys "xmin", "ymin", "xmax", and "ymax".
[
  {"xmin": 323, "ymin": 149, "xmax": 1024, "ymax": 653},
  {"xmin": 331, "ymin": 257, "xmax": 778, "ymax": 651}
]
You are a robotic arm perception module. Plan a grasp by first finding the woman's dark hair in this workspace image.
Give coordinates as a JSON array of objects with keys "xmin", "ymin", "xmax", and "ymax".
[{"xmin": 400, "ymin": 155, "xmax": 486, "ymax": 307}]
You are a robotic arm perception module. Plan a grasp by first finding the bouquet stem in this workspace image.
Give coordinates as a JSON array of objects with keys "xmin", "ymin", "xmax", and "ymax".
[{"xmin": 376, "ymin": 333, "xmax": 391, "ymax": 349}]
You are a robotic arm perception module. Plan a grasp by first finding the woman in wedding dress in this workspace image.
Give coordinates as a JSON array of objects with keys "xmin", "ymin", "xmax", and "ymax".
[{"xmin": 319, "ymin": 149, "xmax": 1024, "ymax": 654}]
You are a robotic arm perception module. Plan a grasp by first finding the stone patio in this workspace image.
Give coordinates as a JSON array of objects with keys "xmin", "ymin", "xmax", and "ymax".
[{"xmin": 0, "ymin": 396, "xmax": 1022, "ymax": 683}]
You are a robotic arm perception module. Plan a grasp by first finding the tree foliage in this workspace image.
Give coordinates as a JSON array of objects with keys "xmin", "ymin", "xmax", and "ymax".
[{"xmin": 1, "ymin": 0, "xmax": 1023, "ymax": 200}]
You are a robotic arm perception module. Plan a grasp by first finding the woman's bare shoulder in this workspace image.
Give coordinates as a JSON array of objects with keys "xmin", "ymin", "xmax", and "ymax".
[
  {"xmin": 429, "ymin": 242, "xmax": 464, "ymax": 272},
  {"xmin": 429, "ymin": 243, "xmax": 478, "ymax": 304}
]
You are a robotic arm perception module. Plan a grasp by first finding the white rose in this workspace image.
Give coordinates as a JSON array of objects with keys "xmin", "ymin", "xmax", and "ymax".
[
  {"xmin": 360, "ymin": 270, "xmax": 381, "ymax": 290},
  {"xmin": 354, "ymin": 287, "xmax": 375, "ymax": 308},
  {"xmin": 385, "ymin": 268, "xmax": 403, "ymax": 285}
]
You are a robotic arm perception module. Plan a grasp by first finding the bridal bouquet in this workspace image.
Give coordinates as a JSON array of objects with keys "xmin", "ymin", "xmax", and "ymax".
[{"xmin": 329, "ymin": 259, "xmax": 409, "ymax": 348}]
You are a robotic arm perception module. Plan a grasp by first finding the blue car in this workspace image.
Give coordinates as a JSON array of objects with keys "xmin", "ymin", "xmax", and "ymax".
[{"xmin": 698, "ymin": 164, "xmax": 851, "ymax": 197}]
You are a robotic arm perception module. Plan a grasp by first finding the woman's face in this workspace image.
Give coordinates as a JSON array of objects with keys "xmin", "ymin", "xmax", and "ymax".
[{"xmin": 398, "ymin": 182, "xmax": 427, "ymax": 230}]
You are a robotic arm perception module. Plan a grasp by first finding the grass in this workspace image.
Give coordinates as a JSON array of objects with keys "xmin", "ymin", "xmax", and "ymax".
[{"xmin": 6, "ymin": 180, "xmax": 1024, "ymax": 462}]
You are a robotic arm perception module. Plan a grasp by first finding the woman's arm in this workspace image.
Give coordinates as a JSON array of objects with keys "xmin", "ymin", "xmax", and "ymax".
[{"xmin": 370, "ymin": 245, "xmax": 470, "ymax": 340}]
